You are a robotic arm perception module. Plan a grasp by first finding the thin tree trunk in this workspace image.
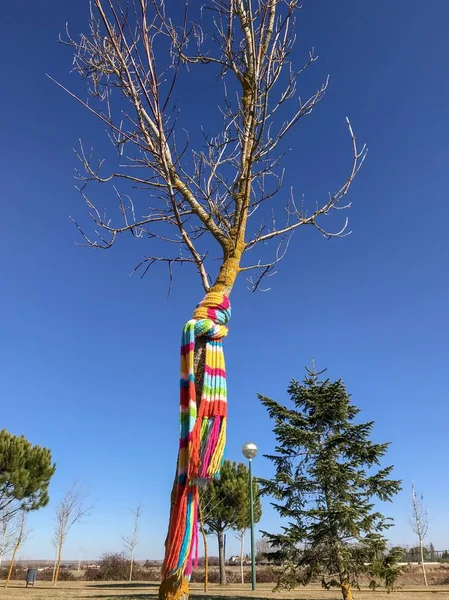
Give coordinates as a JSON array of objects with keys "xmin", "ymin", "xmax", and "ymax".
[
  {"xmin": 52, "ymin": 551, "xmax": 57, "ymax": 583},
  {"xmin": 5, "ymin": 513, "xmax": 26, "ymax": 589},
  {"xmin": 217, "ymin": 529, "xmax": 227, "ymax": 585},
  {"xmin": 53, "ymin": 540, "xmax": 63, "ymax": 586},
  {"xmin": 198, "ymin": 502, "xmax": 208, "ymax": 592},
  {"xmin": 129, "ymin": 548, "xmax": 134, "ymax": 582},
  {"xmin": 4, "ymin": 542, "xmax": 20, "ymax": 588},
  {"xmin": 419, "ymin": 537, "xmax": 428, "ymax": 586},
  {"xmin": 240, "ymin": 531, "xmax": 244, "ymax": 584}
]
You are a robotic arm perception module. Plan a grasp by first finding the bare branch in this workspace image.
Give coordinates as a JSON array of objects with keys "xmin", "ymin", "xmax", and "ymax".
[
  {"xmin": 54, "ymin": 0, "xmax": 365, "ymax": 292},
  {"xmin": 410, "ymin": 484, "xmax": 429, "ymax": 586},
  {"xmin": 52, "ymin": 482, "xmax": 92, "ymax": 586},
  {"xmin": 4, "ymin": 511, "xmax": 31, "ymax": 589},
  {"xmin": 246, "ymin": 118, "xmax": 367, "ymax": 249},
  {"xmin": 122, "ymin": 502, "xmax": 143, "ymax": 582},
  {"xmin": 241, "ymin": 235, "xmax": 291, "ymax": 292}
]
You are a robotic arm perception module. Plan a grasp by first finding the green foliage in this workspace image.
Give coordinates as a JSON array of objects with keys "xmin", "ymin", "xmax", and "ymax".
[
  {"xmin": 259, "ymin": 367, "xmax": 401, "ymax": 597},
  {"xmin": 200, "ymin": 459, "xmax": 261, "ymax": 584},
  {"xmin": 201, "ymin": 460, "xmax": 261, "ymax": 535},
  {"xmin": 367, "ymin": 545, "xmax": 405, "ymax": 592},
  {"xmin": 0, "ymin": 429, "xmax": 56, "ymax": 517}
]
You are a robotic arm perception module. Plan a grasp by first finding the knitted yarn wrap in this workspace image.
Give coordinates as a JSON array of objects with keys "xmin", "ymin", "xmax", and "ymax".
[{"xmin": 162, "ymin": 292, "xmax": 231, "ymax": 580}]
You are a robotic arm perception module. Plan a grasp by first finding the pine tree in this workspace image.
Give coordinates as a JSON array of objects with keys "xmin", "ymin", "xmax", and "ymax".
[
  {"xmin": 0, "ymin": 429, "xmax": 56, "ymax": 518},
  {"xmin": 200, "ymin": 460, "xmax": 261, "ymax": 585},
  {"xmin": 259, "ymin": 368, "xmax": 401, "ymax": 600}
]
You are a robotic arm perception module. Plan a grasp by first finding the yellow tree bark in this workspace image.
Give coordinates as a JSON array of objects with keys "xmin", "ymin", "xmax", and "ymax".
[
  {"xmin": 4, "ymin": 512, "xmax": 26, "ymax": 589},
  {"xmin": 159, "ymin": 260, "xmax": 242, "ymax": 600},
  {"xmin": 53, "ymin": 541, "xmax": 63, "ymax": 586},
  {"xmin": 341, "ymin": 580, "xmax": 354, "ymax": 600}
]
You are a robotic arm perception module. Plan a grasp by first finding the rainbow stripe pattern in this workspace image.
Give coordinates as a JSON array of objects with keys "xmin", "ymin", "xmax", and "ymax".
[{"xmin": 162, "ymin": 292, "xmax": 231, "ymax": 580}]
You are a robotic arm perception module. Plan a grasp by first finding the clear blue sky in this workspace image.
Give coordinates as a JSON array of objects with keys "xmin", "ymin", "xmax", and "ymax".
[{"xmin": 1, "ymin": 0, "xmax": 448, "ymax": 560}]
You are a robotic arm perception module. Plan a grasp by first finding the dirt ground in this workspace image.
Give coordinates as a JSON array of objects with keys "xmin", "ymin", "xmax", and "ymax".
[{"xmin": 2, "ymin": 581, "xmax": 448, "ymax": 600}]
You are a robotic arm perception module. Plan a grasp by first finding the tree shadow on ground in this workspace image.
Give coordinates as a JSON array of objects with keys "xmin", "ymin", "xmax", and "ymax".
[
  {"xmin": 87, "ymin": 582, "xmax": 159, "ymax": 589},
  {"xmin": 84, "ymin": 596, "xmax": 157, "ymax": 599},
  {"xmin": 85, "ymin": 593, "xmax": 157, "ymax": 600},
  {"xmin": 84, "ymin": 595, "xmax": 338, "ymax": 600},
  {"xmin": 193, "ymin": 597, "xmax": 340, "ymax": 600}
]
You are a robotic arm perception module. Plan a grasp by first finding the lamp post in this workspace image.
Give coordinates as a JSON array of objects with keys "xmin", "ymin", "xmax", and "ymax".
[{"xmin": 242, "ymin": 442, "xmax": 258, "ymax": 591}]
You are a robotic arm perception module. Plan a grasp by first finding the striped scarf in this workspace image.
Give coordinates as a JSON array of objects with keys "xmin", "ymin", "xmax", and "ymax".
[{"xmin": 162, "ymin": 292, "xmax": 231, "ymax": 580}]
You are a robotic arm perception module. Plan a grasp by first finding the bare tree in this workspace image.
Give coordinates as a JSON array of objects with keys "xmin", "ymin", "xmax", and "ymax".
[
  {"xmin": 53, "ymin": 1, "xmax": 366, "ymax": 598},
  {"xmin": 4, "ymin": 511, "xmax": 30, "ymax": 588},
  {"xmin": 0, "ymin": 512, "xmax": 18, "ymax": 568},
  {"xmin": 255, "ymin": 537, "xmax": 273, "ymax": 556},
  {"xmin": 122, "ymin": 502, "xmax": 143, "ymax": 582},
  {"xmin": 198, "ymin": 501, "xmax": 209, "ymax": 593},
  {"xmin": 52, "ymin": 482, "xmax": 91, "ymax": 586},
  {"xmin": 410, "ymin": 484, "xmax": 428, "ymax": 586},
  {"xmin": 234, "ymin": 528, "xmax": 246, "ymax": 584}
]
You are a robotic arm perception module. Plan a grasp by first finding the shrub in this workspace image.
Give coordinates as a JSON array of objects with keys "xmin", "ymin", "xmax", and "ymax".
[
  {"xmin": 141, "ymin": 567, "xmax": 161, "ymax": 581},
  {"xmin": 0, "ymin": 566, "xmax": 27, "ymax": 580},
  {"xmin": 38, "ymin": 569, "xmax": 76, "ymax": 581},
  {"xmin": 190, "ymin": 567, "xmax": 277, "ymax": 584},
  {"xmin": 84, "ymin": 553, "xmax": 162, "ymax": 582},
  {"xmin": 85, "ymin": 553, "xmax": 131, "ymax": 581},
  {"xmin": 253, "ymin": 568, "xmax": 277, "ymax": 583},
  {"xmin": 0, "ymin": 566, "xmax": 76, "ymax": 582}
]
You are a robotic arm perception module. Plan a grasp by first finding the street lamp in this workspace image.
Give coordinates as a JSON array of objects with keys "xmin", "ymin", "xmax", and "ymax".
[{"xmin": 242, "ymin": 442, "xmax": 258, "ymax": 591}]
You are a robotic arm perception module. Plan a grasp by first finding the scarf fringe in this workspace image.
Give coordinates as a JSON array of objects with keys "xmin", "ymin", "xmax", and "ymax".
[{"xmin": 162, "ymin": 293, "xmax": 230, "ymax": 579}]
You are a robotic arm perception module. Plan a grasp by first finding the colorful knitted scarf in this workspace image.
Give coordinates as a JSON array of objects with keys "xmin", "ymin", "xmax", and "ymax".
[{"xmin": 162, "ymin": 292, "xmax": 231, "ymax": 580}]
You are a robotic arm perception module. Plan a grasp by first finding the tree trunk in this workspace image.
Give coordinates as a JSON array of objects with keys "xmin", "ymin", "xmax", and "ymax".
[
  {"xmin": 217, "ymin": 529, "xmax": 227, "ymax": 585},
  {"xmin": 52, "ymin": 553, "xmax": 57, "ymax": 583},
  {"xmin": 340, "ymin": 580, "xmax": 354, "ymax": 600},
  {"xmin": 159, "ymin": 275, "xmax": 239, "ymax": 600},
  {"xmin": 240, "ymin": 531, "xmax": 245, "ymax": 584},
  {"xmin": 198, "ymin": 502, "xmax": 208, "ymax": 592},
  {"xmin": 129, "ymin": 549, "xmax": 134, "ymax": 582},
  {"xmin": 158, "ymin": 341, "xmax": 207, "ymax": 600},
  {"xmin": 419, "ymin": 537, "xmax": 428, "ymax": 585},
  {"xmin": 53, "ymin": 540, "xmax": 63, "ymax": 586},
  {"xmin": 4, "ymin": 541, "xmax": 20, "ymax": 588}
]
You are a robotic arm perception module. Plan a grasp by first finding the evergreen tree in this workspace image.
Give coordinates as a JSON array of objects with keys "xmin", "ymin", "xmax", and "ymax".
[
  {"xmin": 259, "ymin": 368, "xmax": 401, "ymax": 600},
  {"xmin": 0, "ymin": 429, "xmax": 56, "ymax": 518},
  {"xmin": 367, "ymin": 546, "xmax": 404, "ymax": 592},
  {"xmin": 200, "ymin": 460, "xmax": 261, "ymax": 585},
  {"xmin": 429, "ymin": 542, "xmax": 436, "ymax": 561}
]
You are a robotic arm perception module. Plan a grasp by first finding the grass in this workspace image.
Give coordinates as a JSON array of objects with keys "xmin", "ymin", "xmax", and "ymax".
[{"xmin": 1, "ymin": 581, "xmax": 449, "ymax": 600}]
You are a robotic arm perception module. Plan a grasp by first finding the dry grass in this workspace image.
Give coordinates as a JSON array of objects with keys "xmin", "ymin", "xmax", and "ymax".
[{"xmin": 1, "ymin": 581, "xmax": 449, "ymax": 600}]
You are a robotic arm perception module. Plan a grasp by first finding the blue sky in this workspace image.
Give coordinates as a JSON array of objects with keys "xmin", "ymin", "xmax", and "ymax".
[{"xmin": 1, "ymin": 0, "xmax": 448, "ymax": 560}]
